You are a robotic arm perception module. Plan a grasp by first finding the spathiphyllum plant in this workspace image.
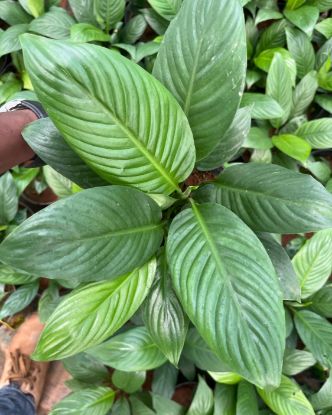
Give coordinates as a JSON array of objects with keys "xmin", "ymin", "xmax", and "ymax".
[{"xmin": 2, "ymin": 0, "xmax": 332, "ymax": 413}]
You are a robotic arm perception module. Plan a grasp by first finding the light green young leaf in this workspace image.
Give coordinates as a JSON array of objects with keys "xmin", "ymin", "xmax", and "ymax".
[
  {"xmin": 286, "ymin": 27, "xmax": 315, "ymax": 79},
  {"xmin": 143, "ymin": 251, "xmax": 189, "ymax": 366},
  {"xmin": 0, "ymin": 24, "xmax": 28, "ymax": 57},
  {"xmin": 236, "ymin": 381, "xmax": 259, "ymax": 415},
  {"xmin": 296, "ymin": 118, "xmax": 332, "ymax": 149},
  {"xmin": 196, "ymin": 107, "xmax": 251, "ymax": 171},
  {"xmin": 18, "ymin": 0, "xmax": 43, "ymax": 17},
  {"xmin": 0, "ymin": 264, "xmax": 38, "ymax": 285},
  {"xmin": 43, "ymin": 166, "xmax": 75, "ymax": 199},
  {"xmin": 0, "ymin": 281, "xmax": 39, "ymax": 319},
  {"xmin": 267, "ymin": 53, "xmax": 293, "ymax": 127},
  {"xmin": 316, "ymin": 18, "xmax": 332, "ymax": 39},
  {"xmin": 257, "ymin": 375, "xmax": 315, "ymax": 415},
  {"xmin": 194, "ymin": 163, "xmax": 332, "ymax": 233},
  {"xmin": 93, "ymin": 0, "xmax": 125, "ymax": 31},
  {"xmin": 272, "ymin": 134, "xmax": 311, "ymax": 162},
  {"xmin": 71, "ymin": 23, "xmax": 110, "ymax": 42},
  {"xmin": 282, "ymin": 349, "xmax": 316, "ymax": 376},
  {"xmin": 167, "ymin": 202, "xmax": 285, "ymax": 389},
  {"xmin": 254, "ymin": 48, "xmax": 296, "ymax": 85},
  {"xmin": 286, "ymin": 0, "xmax": 306, "ymax": 9},
  {"xmin": 0, "ymin": 173, "xmax": 18, "ymax": 225},
  {"xmin": 50, "ymin": 387, "xmax": 115, "ymax": 415},
  {"xmin": 147, "ymin": 0, "xmax": 182, "ymax": 21},
  {"xmin": 153, "ymin": 0, "xmax": 246, "ymax": 160},
  {"xmin": 214, "ymin": 384, "xmax": 236, "ymax": 415},
  {"xmin": 241, "ymin": 93, "xmax": 284, "ymax": 120},
  {"xmin": 315, "ymin": 95, "xmax": 332, "ymax": 114},
  {"xmin": 310, "ymin": 284, "xmax": 332, "ymax": 318},
  {"xmin": 0, "ymin": 187, "xmax": 163, "ymax": 282},
  {"xmin": 87, "ymin": 327, "xmax": 167, "ymax": 371},
  {"xmin": 33, "ymin": 260, "xmax": 156, "ymax": 361},
  {"xmin": 29, "ymin": 7, "xmax": 75, "ymax": 39},
  {"xmin": 284, "ymin": 6, "xmax": 320, "ymax": 36},
  {"xmin": 292, "ymin": 230, "xmax": 332, "ymax": 298},
  {"xmin": 292, "ymin": 71, "xmax": 318, "ymax": 117},
  {"xmin": 294, "ymin": 310, "xmax": 332, "ymax": 368},
  {"xmin": 187, "ymin": 376, "xmax": 214, "ymax": 415},
  {"xmin": 112, "ymin": 370, "xmax": 145, "ymax": 393},
  {"xmin": 0, "ymin": 0, "xmax": 32, "ymax": 24},
  {"xmin": 208, "ymin": 372, "xmax": 242, "ymax": 385},
  {"xmin": 63, "ymin": 352, "xmax": 109, "ymax": 384},
  {"xmin": 258, "ymin": 233, "xmax": 300, "ymax": 301},
  {"xmin": 21, "ymin": 35, "xmax": 195, "ymax": 195}
]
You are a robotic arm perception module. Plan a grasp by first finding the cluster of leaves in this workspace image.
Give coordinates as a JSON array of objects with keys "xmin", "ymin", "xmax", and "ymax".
[{"xmin": 1, "ymin": 0, "xmax": 332, "ymax": 413}]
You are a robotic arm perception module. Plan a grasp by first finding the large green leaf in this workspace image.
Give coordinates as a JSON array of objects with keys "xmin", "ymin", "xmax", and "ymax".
[
  {"xmin": 257, "ymin": 375, "xmax": 315, "ymax": 415},
  {"xmin": 272, "ymin": 134, "xmax": 311, "ymax": 162},
  {"xmin": 63, "ymin": 352, "xmax": 109, "ymax": 383},
  {"xmin": 0, "ymin": 0, "xmax": 32, "ymax": 25},
  {"xmin": 22, "ymin": 118, "xmax": 107, "ymax": 189},
  {"xmin": 29, "ymin": 6, "xmax": 75, "ymax": 39},
  {"xmin": 21, "ymin": 35, "xmax": 195, "ymax": 196},
  {"xmin": 292, "ymin": 230, "xmax": 332, "ymax": 299},
  {"xmin": 153, "ymin": 0, "xmax": 246, "ymax": 160},
  {"xmin": 50, "ymin": 387, "xmax": 115, "ymax": 415},
  {"xmin": 292, "ymin": 71, "xmax": 318, "ymax": 117},
  {"xmin": 187, "ymin": 376, "xmax": 214, "ymax": 415},
  {"xmin": 32, "ymin": 260, "xmax": 156, "ymax": 361},
  {"xmin": 266, "ymin": 52, "xmax": 293, "ymax": 127},
  {"xmin": 240, "ymin": 93, "xmax": 284, "ymax": 120},
  {"xmin": 152, "ymin": 363, "xmax": 178, "ymax": 398},
  {"xmin": 236, "ymin": 381, "xmax": 259, "ymax": 415},
  {"xmin": 258, "ymin": 233, "xmax": 300, "ymax": 301},
  {"xmin": 93, "ymin": 0, "xmax": 125, "ymax": 31},
  {"xmin": 296, "ymin": 118, "xmax": 332, "ymax": 149},
  {"xmin": 147, "ymin": 0, "xmax": 182, "ymax": 20},
  {"xmin": 143, "ymin": 251, "xmax": 189, "ymax": 366},
  {"xmin": 68, "ymin": 0, "xmax": 98, "ymax": 25},
  {"xmin": 282, "ymin": 349, "xmax": 316, "ymax": 376},
  {"xmin": 294, "ymin": 310, "xmax": 332, "ymax": 368},
  {"xmin": 0, "ymin": 24, "xmax": 28, "ymax": 57},
  {"xmin": 0, "ymin": 186, "xmax": 163, "ymax": 282},
  {"xmin": 284, "ymin": 6, "xmax": 319, "ymax": 36},
  {"xmin": 196, "ymin": 107, "xmax": 251, "ymax": 171},
  {"xmin": 167, "ymin": 202, "xmax": 285, "ymax": 388},
  {"xmin": 87, "ymin": 327, "xmax": 167, "ymax": 371},
  {"xmin": 194, "ymin": 163, "xmax": 332, "ymax": 234},
  {"xmin": 0, "ymin": 173, "xmax": 18, "ymax": 225},
  {"xmin": 213, "ymin": 384, "xmax": 236, "ymax": 415},
  {"xmin": 286, "ymin": 27, "xmax": 315, "ymax": 79},
  {"xmin": 310, "ymin": 284, "xmax": 332, "ymax": 318}
]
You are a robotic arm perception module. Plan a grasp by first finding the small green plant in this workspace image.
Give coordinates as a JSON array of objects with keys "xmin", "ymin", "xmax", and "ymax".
[{"xmin": 1, "ymin": 0, "xmax": 332, "ymax": 413}]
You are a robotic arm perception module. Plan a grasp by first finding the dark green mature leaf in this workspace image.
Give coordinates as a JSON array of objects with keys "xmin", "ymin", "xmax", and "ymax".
[
  {"xmin": 147, "ymin": 0, "xmax": 182, "ymax": 20},
  {"xmin": 293, "ymin": 230, "xmax": 332, "ymax": 299},
  {"xmin": 296, "ymin": 118, "xmax": 332, "ymax": 149},
  {"xmin": 130, "ymin": 396, "xmax": 155, "ymax": 415},
  {"xmin": 0, "ymin": 264, "xmax": 38, "ymax": 285},
  {"xmin": 311, "ymin": 374, "xmax": 332, "ymax": 410},
  {"xmin": 183, "ymin": 328, "xmax": 227, "ymax": 372},
  {"xmin": 194, "ymin": 163, "xmax": 332, "ymax": 233},
  {"xmin": 29, "ymin": 6, "xmax": 75, "ymax": 39},
  {"xmin": 33, "ymin": 259, "xmax": 156, "ymax": 360},
  {"xmin": 267, "ymin": 53, "xmax": 293, "ymax": 127},
  {"xmin": 71, "ymin": 23, "xmax": 110, "ymax": 42},
  {"xmin": 257, "ymin": 375, "xmax": 315, "ymax": 415},
  {"xmin": 94, "ymin": 0, "xmax": 125, "ymax": 31},
  {"xmin": 152, "ymin": 363, "xmax": 178, "ymax": 398},
  {"xmin": 282, "ymin": 349, "xmax": 316, "ymax": 376},
  {"xmin": 141, "ymin": 8, "xmax": 169, "ymax": 35},
  {"xmin": 120, "ymin": 14, "xmax": 147, "ymax": 44},
  {"xmin": 258, "ymin": 233, "xmax": 300, "ymax": 301},
  {"xmin": 315, "ymin": 18, "xmax": 332, "ymax": 39},
  {"xmin": 50, "ymin": 386, "xmax": 115, "ymax": 415},
  {"xmin": 68, "ymin": 0, "xmax": 98, "ymax": 25},
  {"xmin": 243, "ymin": 127, "xmax": 273, "ymax": 150},
  {"xmin": 292, "ymin": 71, "xmax": 318, "ymax": 117},
  {"xmin": 286, "ymin": 27, "xmax": 315, "ymax": 79},
  {"xmin": 213, "ymin": 384, "xmax": 236, "ymax": 415},
  {"xmin": 0, "ymin": 187, "xmax": 162, "ymax": 282},
  {"xmin": 187, "ymin": 376, "xmax": 214, "ymax": 415},
  {"xmin": 153, "ymin": 0, "xmax": 246, "ymax": 160},
  {"xmin": 21, "ymin": 35, "xmax": 195, "ymax": 195},
  {"xmin": 152, "ymin": 393, "xmax": 185, "ymax": 415},
  {"xmin": 197, "ymin": 107, "xmax": 251, "ymax": 171},
  {"xmin": 0, "ymin": 24, "xmax": 28, "ymax": 57},
  {"xmin": 256, "ymin": 20, "xmax": 287, "ymax": 55},
  {"xmin": 143, "ymin": 252, "xmax": 188, "ymax": 366},
  {"xmin": 310, "ymin": 284, "xmax": 332, "ymax": 318},
  {"xmin": 0, "ymin": 0, "xmax": 32, "ymax": 25},
  {"xmin": 241, "ymin": 93, "xmax": 284, "ymax": 120},
  {"xmin": 112, "ymin": 370, "xmax": 146, "ymax": 393},
  {"xmin": 0, "ymin": 173, "xmax": 18, "ymax": 225},
  {"xmin": 63, "ymin": 352, "xmax": 109, "ymax": 383},
  {"xmin": 236, "ymin": 381, "xmax": 259, "ymax": 415},
  {"xmin": 112, "ymin": 397, "xmax": 131, "ymax": 415},
  {"xmin": 284, "ymin": 6, "xmax": 319, "ymax": 36},
  {"xmin": 22, "ymin": 118, "xmax": 107, "ymax": 189},
  {"xmin": 167, "ymin": 202, "xmax": 285, "ymax": 388},
  {"xmin": 0, "ymin": 281, "xmax": 39, "ymax": 319},
  {"xmin": 87, "ymin": 327, "xmax": 167, "ymax": 371},
  {"xmin": 294, "ymin": 310, "xmax": 332, "ymax": 368}
]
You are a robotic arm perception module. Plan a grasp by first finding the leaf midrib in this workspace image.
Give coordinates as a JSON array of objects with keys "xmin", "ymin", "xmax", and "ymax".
[{"xmin": 57, "ymin": 66, "xmax": 181, "ymax": 194}]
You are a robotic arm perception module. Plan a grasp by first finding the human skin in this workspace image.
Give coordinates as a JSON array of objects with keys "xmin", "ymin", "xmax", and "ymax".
[{"xmin": 0, "ymin": 110, "xmax": 37, "ymax": 174}]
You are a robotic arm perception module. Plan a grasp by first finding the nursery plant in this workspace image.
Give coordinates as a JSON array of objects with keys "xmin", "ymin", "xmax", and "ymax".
[{"xmin": 1, "ymin": 0, "xmax": 332, "ymax": 413}]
